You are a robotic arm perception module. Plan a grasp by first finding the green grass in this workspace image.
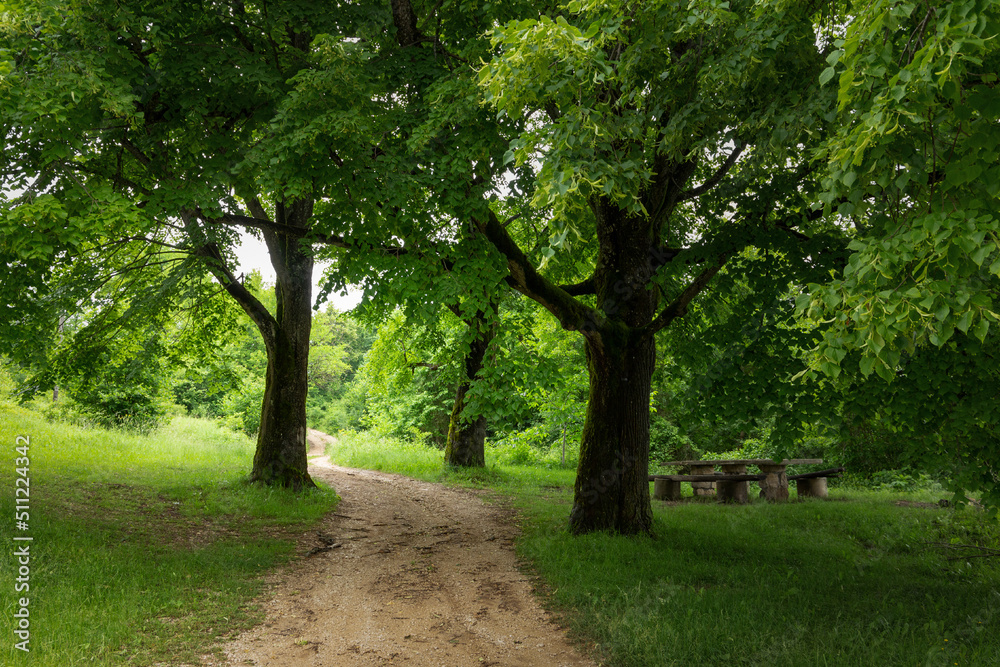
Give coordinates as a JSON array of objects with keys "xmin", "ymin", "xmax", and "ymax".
[
  {"xmin": 0, "ymin": 403, "xmax": 337, "ymax": 666},
  {"xmin": 327, "ymin": 429, "xmax": 579, "ymax": 490},
  {"xmin": 327, "ymin": 430, "xmax": 1000, "ymax": 667}
]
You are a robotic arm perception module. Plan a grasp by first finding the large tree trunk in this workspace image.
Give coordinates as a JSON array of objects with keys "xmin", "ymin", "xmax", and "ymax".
[
  {"xmin": 250, "ymin": 201, "xmax": 316, "ymax": 489},
  {"xmin": 569, "ymin": 206, "xmax": 660, "ymax": 534},
  {"xmin": 444, "ymin": 310, "xmax": 496, "ymax": 467},
  {"xmin": 250, "ymin": 285, "xmax": 315, "ymax": 489},
  {"xmin": 190, "ymin": 201, "xmax": 318, "ymax": 491},
  {"xmin": 569, "ymin": 331, "xmax": 655, "ymax": 534}
]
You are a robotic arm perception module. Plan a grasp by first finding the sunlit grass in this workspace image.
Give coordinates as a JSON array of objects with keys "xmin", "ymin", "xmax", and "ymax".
[
  {"xmin": 11, "ymin": 406, "xmax": 251, "ymax": 486},
  {"xmin": 326, "ymin": 429, "xmax": 445, "ymax": 479},
  {"xmin": 0, "ymin": 403, "xmax": 337, "ymax": 666}
]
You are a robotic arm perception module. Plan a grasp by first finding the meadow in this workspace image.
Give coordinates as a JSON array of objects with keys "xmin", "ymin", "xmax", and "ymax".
[
  {"xmin": 329, "ymin": 430, "xmax": 1000, "ymax": 667},
  {"xmin": 2, "ymin": 407, "xmax": 999, "ymax": 666},
  {"xmin": 0, "ymin": 404, "xmax": 337, "ymax": 666}
]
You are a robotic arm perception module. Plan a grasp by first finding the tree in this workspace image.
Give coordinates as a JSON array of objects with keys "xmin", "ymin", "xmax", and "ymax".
[
  {"xmin": 796, "ymin": 0, "xmax": 1000, "ymax": 504},
  {"xmin": 803, "ymin": 0, "xmax": 1000, "ymax": 376},
  {"xmin": 442, "ymin": 301, "xmax": 498, "ymax": 467},
  {"xmin": 646, "ymin": 0, "xmax": 1000, "ymax": 507},
  {"xmin": 1, "ymin": 0, "xmax": 395, "ymax": 488},
  {"xmin": 279, "ymin": 0, "xmax": 842, "ymax": 532},
  {"xmin": 472, "ymin": 1, "xmax": 845, "ymax": 533},
  {"xmin": 355, "ymin": 311, "xmax": 458, "ymax": 443}
]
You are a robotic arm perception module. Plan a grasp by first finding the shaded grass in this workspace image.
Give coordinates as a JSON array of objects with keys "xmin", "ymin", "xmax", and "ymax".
[
  {"xmin": 327, "ymin": 430, "xmax": 1000, "ymax": 667},
  {"xmin": 0, "ymin": 403, "xmax": 337, "ymax": 666}
]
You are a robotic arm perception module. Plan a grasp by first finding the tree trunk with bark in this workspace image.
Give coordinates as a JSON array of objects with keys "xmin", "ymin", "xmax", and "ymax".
[
  {"xmin": 189, "ymin": 199, "xmax": 317, "ymax": 491},
  {"xmin": 477, "ymin": 159, "xmax": 724, "ymax": 535},
  {"xmin": 444, "ymin": 309, "xmax": 496, "ymax": 467},
  {"xmin": 568, "ymin": 205, "xmax": 661, "ymax": 534},
  {"xmin": 250, "ymin": 201, "xmax": 316, "ymax": 489},
  {"xmin": 570, "ymin": 330, "xmax": 656, "ymax": 534}
]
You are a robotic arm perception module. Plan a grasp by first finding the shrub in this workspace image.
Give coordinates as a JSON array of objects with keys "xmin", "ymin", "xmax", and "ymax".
[
  {"xmin": 487, "ymin": 423, "xmax": 579, "ymax": 468},
  {"xmin": 0, "ymin": 359, "xmax": 16, "ymax": 399},
  {"xmin": 172, "ymin": 377, "xmax": 226, "ymax": 418},
  {"xmin": 649, "ymin": 416, "xmax": 697, "ymax": 470},
  {"xmin": 66, "ymin": 354, "xmax": 173, "ymax": 434},
  {"xmin": 220, "ymin": 376, "xmax": 265, "ymax": 437},
  {"xmin": 841, "ymin": 468, "xmax": 942, "ymax": 493},
  {"xmin": 307, "ymin": 387, "xmax": 368, "ymax": 435}
]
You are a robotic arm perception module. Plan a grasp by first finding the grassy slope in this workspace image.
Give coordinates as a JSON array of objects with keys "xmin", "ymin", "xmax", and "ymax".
[
  {"xmin": 328, "ymin": 431, "xmax": 1000, "ymax": 667},
  {"xmin": 0, "ymin": 404, "xmax": 337, "ymax": 666}
]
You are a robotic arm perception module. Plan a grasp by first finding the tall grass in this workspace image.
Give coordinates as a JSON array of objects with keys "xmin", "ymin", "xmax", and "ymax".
[
  {"xmin": 0, "ymin": 403, "xmax": 337, "ymax": 666},
  {"xmin": 326, "ymin": 430, "xmax": 1000, "ymax": 667}
]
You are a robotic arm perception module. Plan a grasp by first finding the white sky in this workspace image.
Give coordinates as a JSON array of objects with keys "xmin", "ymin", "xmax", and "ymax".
[{"xmin": 233, "ymin": 230, "xmax": 363, "ymax": 312}]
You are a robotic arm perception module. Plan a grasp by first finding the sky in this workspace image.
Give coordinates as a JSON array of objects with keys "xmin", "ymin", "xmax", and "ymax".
[{"xmin": 232, "ymin": 230, "xmax": 363, "ymax": 312}]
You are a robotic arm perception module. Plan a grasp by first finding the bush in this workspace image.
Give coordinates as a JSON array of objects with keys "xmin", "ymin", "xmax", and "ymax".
[
  {"xmin": 841, "ymin": 468, "xmax": 942, "ymax": 493},
  {"xmin": 220, "ymin": 377, "xmax": 265, "ymax": 437},
  {"xmin": 649, "ymin": 416, "xmax": 697, "ymax": 471},
  {"xmin": 307, "ymin": 386, "xmax": 367, "ymax": 435},
  {"xmin": 66, "ymin": 353, "xmax": 173, "ymax": 434},
  {"xmin": 488, "ymin": 423, "xmax": 578, "ymax": 468},
  {"xmin": 0, "ymin": 359, "xmax": 16, "ymax": 399},
  {"xmin": 172, "ymin": 377, "xmax": 226, "ymax": 418},
  {"xmin": 832, "ymin": 416, "xmax": 914, "ymax": 474}
]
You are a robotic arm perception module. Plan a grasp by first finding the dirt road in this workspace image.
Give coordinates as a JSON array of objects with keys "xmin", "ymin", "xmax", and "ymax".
[{"xmin": 223, "ymin": 430, "xmax": 596, "ymax": 666}]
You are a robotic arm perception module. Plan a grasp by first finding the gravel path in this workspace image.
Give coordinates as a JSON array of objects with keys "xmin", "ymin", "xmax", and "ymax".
[{"xmin": 222, "ymin": 430, "xmax": 596, "ymax": 666}]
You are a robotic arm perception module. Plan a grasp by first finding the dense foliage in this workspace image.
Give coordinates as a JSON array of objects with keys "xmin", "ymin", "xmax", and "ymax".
[{"xmin": 2, "ymin": 0, "xmax": 999, "ymax": 524}]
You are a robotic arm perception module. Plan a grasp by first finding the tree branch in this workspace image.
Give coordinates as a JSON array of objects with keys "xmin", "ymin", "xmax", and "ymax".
[
  {"xmin": 89, "ymin": 235, "xmax": 190, "ymax": 253},
  {"xmin": 776, "ymin": 220, "xmax": 812, "ymax": 242},
  {"xmin": 119, "ymin": 135, "xmax": 154, "ymax": 169},
  {"xmin": 206, "ymin": 209, "xmax": 418, "ymax": 258},
  {"xmin": 641, "ymin": 258, "xmax": 728, "ymax": 337},
  {"xmin": 677, "ymin": 140, "xmax": 745, "ymax": 203},
  {"xmin": 475, "ymin": 209, "xmax": 600, "ymax": 334},
  {"xmin": 390, "ymin": 0, "xmax": 425, "ymax": 47},
  {"xmin": 559, "ymin": 276, "xmax": 596, "ymax": 296},
  {"xmin": 210, "ymin": 211, "xmax": 304, "ymax": 237},
  {"xmin": 182, "ymin": 210, "xmax": 277, "ymax": 346},
  {"xmin": 645, "ymin": 158, "xmax": 699, "ymax": 228},
  {"xmin": 409, "ymin": 361, "xmax": 442, "ymax": 371}
]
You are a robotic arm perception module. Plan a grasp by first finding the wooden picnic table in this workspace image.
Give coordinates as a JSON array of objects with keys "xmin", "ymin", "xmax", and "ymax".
[{"xmin": 651, "ymin": 459, "xmax": 829, "ymax": 503}]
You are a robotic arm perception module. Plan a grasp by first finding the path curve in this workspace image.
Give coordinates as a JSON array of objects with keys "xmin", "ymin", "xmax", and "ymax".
[{"xmin": 222, "ymin": 430, "xmax": 596, "ymax": 666}]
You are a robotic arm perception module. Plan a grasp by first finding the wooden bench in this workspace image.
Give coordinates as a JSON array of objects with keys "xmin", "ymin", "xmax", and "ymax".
[{"xmin": 649, "ymin": 460, "xmax": 843, "ymax": 503}]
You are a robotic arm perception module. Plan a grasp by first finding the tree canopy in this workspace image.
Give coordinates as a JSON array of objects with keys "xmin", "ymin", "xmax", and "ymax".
[{"xmin": 3, "ymin": 0, "xmax": 999, "ymax": 528}]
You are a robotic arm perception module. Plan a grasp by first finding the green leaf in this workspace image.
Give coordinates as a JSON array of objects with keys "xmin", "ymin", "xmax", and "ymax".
[
  {"xmin": 874, "ymin": 360, "xmax": 894, "ymax": 382},
  {"xmin": 956, "ymin": 309, "xmax": 972, "ymax": 334},
  {"xmin": 859, "ymin": 355, "xmax": 876, "ymax": 377},
  {"xmin": 819, "ymin": 360, "xmax": 841, "ymax": 378},
  {"xmin": 973, "ymin": 317, "xmax": 990, "ymax": 342},
  {"xmin": 970, "ymin": 242, "xmax": 994, "ymax": 267}
]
